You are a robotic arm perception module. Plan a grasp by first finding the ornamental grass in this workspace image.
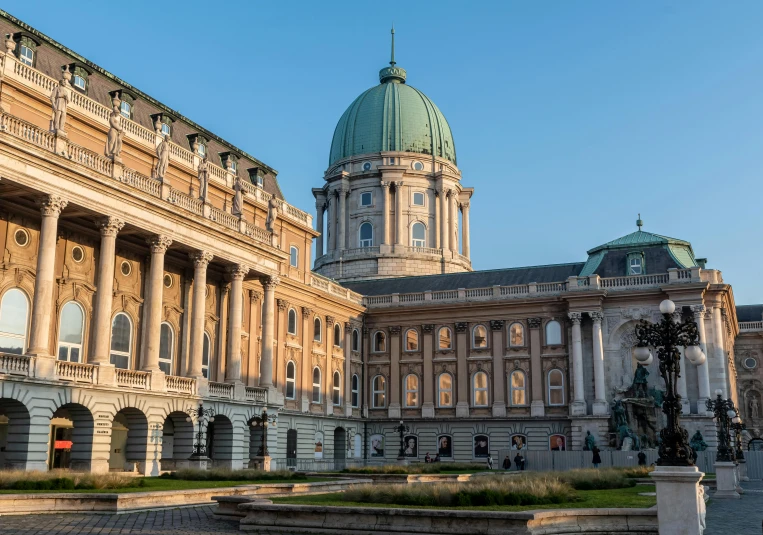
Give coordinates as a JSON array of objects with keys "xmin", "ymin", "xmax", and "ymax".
[
  {"xmin": 159, "ymin": 468, "xmax": 306, "ymax": 481},
  {"xmin": 554, "ymin": 468, "xmax": 637, "ymax": 491},
  {"xmin": 341, "ymin": 463, "xmax": 486, "ymax": 475},
  {"xmin": 0, "ymin": 470, "xmax": 140, "ymax": 491}
]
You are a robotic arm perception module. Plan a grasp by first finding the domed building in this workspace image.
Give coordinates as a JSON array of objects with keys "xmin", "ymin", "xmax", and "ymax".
[{"xmin": 313, "ymin": 31, "xmax": 472, "ymax": 281}]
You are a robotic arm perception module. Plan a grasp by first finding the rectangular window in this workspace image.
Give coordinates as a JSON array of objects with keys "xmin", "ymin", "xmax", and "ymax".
[
  {"xmin": 412, "ymin": 192, "xmax": 425, "ymax": 206},
  {"xmin": 19, "ymin": 45, "xmax": 34, "ymax": 66},
  {"xmin": 73, "ymin": 75, "xmax": 86, "ymax": 91},
  {"xmin": 629, "ymin": 257, "xmax": 642, "ymax": 275},
  {"xmin": 161, "ymin": 123, "xmax": 171, "ymax": 136},
  {"xmin": 290, "ymin": 246, "xmax": 299, "ymax": 268},
  {"xmin": 198, "ymin": 143, "xmax": 206, "ymax": 158},
  {"xmin": 120, "ymin": 101, "xmax": 132, "ymax": 119},
  {"xmin": 256, "ymin": 175, "xmax": 263, "ymax": 187},
  {"xmin": 360, "ymin": 192, "xmax": 372, "ymax": 206}
]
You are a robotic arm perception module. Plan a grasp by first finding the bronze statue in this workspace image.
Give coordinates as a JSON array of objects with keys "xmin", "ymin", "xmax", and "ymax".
[{"xmin": 632, "ymin": 364, "xmax": 649, "ymax": 398}]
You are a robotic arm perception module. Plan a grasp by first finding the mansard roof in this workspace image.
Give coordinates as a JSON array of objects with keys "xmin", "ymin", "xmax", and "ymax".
[
  {"xmin": 342, "ymin": 263, "xmax": 585, "ymax": 296},
  {"xmin": 736, "ymin": 304, "xmax": 763, "ymax": 322}
]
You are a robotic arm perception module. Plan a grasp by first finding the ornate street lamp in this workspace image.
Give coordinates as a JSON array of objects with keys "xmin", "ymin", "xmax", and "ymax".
[
  {"xmin": 186, "ymin": 402, "xmax": 215, "ymax": 458},
  {"xmin": 250, "ymin": 409, "xmax": 277, "ymax": 457},
  {"xmin": 394, "ymin": 420, "xmax": 409, "ymax": 459},
  {"xmin": 707, "ymin": 390, "xmax": 738, "ymax": 463},
  {"xmin": 633, "ymin": 299, "xmax": 705, "ymax": 466},
  {"xmin": 731, "ymin": 411, "xmax": 746, "ymax": 462}
]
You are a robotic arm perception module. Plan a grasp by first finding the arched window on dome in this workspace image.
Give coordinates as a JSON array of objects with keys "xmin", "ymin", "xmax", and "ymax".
[
  {"xmin": 359, "ymin": 222, "xmax": 373, "ymax": 247},
  {"xmin": 411, "ymin": 222, "xmax": 426, "ymax": 248}
]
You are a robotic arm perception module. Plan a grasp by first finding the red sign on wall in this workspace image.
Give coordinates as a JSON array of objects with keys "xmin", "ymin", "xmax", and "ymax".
[{"xmin": 54, "ymin": 440, "xmax": 73, "ymax": 450}]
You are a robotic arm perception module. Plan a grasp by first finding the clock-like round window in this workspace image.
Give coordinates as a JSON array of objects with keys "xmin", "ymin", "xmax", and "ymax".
[
  {"xmin": 71, "ymin": 246, "xmax": 85, "ymax": 263},
  {"xmin": 13, "ymin": 229, "xmax": 29, "ymax": 247},
  {"xmin": 412, "ymin": 161, "xmax": 424, "ymax": 171},
  {"xmin": 362, "ymin": 162, "xmax": 372, "ymax": 172},
  {"xmin": 120, "ymin": 260, "xmax": 132, "ymax": 277},
  {"xmin": 745, "ymin": 357, "xmax": 758, "ymax": 370},
  {"xmin": 163, "ymin": 274, "xmax": 173, "ymax": 288}
]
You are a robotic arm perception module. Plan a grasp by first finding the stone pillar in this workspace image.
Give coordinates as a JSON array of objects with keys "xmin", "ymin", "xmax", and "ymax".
[
  {"xmin": 327, "ymin": 192, "xmax": 336, "ymax": 252},
  {"xmin": 380, "ymin": 181, "xmax": 390, "ymax": 246},
  {"xmin": 388, "ymin": 325, "xmax": 401, "ymax": 418},
  {"xmin": 691, "ymin": 305, "xmax": 712, "ymax": 411},
  {"xmin": 490, "ymin": 320, "xmax": 506, "ymax": 417},
  {"xmin": 590, "ymin": 311, "xmax": 608, "ymax": 415},
  {"xmin": 528, "ymin": 318, "xmax": 544, "ymax": 417},
  {"xmin": 180, "ymin": 270, "xmax": 193, "ymax": 376},
  {"xmin": 276, "ymin": 298, "xmax": 289, "ymax": 390},
  {"xmin": 449, "ymin": 193, "xmax": 458, "ymax": 253},
  {"xmin": 142, "ymin": 236, "xmax": 172, "ymax": 372},
  {"xmin": 422, "ymin": 324, "xmax": 435, "ymax": 418},
  {"xmin": 338, "ymin": 187, "xmax": 347, "ymax": 251},
  {"xmin": 216, "ymin": 285, "xmax": 229, "ymax": 382},
  {"xmin": 461, "ymin": 200, "xmax": 471, "ymax": 259},
  {"xmin": 187, "ymin": 251, "xmax": 213, "ymax": 380},
  {"xmin": 455, "ymin": 322, "xmax": 469, "ymax": 418},
  {"xmin": 325, "ymin": 316, "xmax": 335, "ymax": 416},
  {"xmin": 315, "ymin": 201, "xmax": 325, "ymax": 258},
  {"xmin": 300, "ymin": 307, "xmax": 313, "ymax": 412},
  {"xmin": 26, "ymin": 195, "xmax": 67, "ymax": 360},
  {"xmin": 344, "ymin": 323, "xmax": 353, "ymax": 417},
  {"xmin": 225, "ymin": 264, "xmax": 249, "ymax": 384},
  {"xmin": 394, "ymin": 182, "xmax": 404, "ymax": 246},
  {"xmin": 259, "ymin": 275, "xmax": 279, "ymax": 388},
  {"xmin": 438, "ymin": 187, "xmax": 449, "ymax": 252},
  {"xmin": 568, "ymin": 312, "xmax": 586, "ymax": 416},
  {"xmin": 90, "ymin": 217, "xmax": 125, "ymax": 368},
  {"xmin": 247, "ymin": 291, "xmax": 261, "ymax": 386},
  {"xmin": 714, "ymin": 461, "xmax": 741, "ymax": 498},
  {"xmin": 650, "ymin": 465, "xmax": 707, "ymax": 535},
  {"xmin": 712, "ymin": 306, "xmax": 728, "ymax": 398}
]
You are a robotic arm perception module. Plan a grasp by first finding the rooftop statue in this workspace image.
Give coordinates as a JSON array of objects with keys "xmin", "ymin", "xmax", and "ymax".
[
  {"xmin": 266, "ymin": 197, "xmax": 278, "ymax": 232},
  {"xmin": 50, "ymin": 66, "xmax": 71, "ymax": 134},
  {"xmin": 105, "ymin": 100, "xmax": 123, "ymax": 162},
  {"xmin": 197, "ymin": 156, "xmax": 209, "ymax": 202},
  {"xmin": 232, "ymin": 175, "xmax": 243, "ymax": 218},
  {"xmin": 154, "ymin": 136, "xmax": 170, "ymax": 180}
]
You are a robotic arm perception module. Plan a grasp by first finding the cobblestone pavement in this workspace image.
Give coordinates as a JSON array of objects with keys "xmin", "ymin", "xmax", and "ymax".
[
  {"xmin": 705, "ymin": 480, "xmax": 763, "ymax": 534},
  {"xmin": 0, "ymin": 505, "xmax": 241, "ymax": 535}
]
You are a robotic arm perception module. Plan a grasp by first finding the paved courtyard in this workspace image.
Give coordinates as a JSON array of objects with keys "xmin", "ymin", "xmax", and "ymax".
[{"xmin": 705, "ymin": 481, "xmax": 763, "ymax": 535}]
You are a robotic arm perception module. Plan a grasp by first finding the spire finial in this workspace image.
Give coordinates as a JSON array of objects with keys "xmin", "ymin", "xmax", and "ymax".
[
  {"xmin": 390, "ymin": 25, "xmax": 396, "ymax": 66},
  {"xmin": 636, "ymin": 213, "xmax": 643, "ymax": 231}
]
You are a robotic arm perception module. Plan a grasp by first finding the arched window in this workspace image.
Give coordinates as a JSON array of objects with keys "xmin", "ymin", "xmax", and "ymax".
[
  {"xmin": 372, "ymin": 375, "xmax": 386, "ymax": 408},
  {"xmin": 438, "ymin": 327, "xmax": 452, "ymax": 350},
  {"xmin": 509, "ymin": 322, "xmax": 524, "ymax": 347},
  {"xmin": 333, "ymin": 371, "xmax": 341, "ymax": 405},
  {"xmin": 472, "ymin": 325, "xmax": 487, "ymax": 348},
  {"xmin": 374, "ymin": 331, "xmax": 386, "ymax": 352},
  {"xmin": 202, "ymin": 332, "xmax": 211, "ymax": 378},
  {"xmin": 57, "ymin": 301, "xmax": 84, "ymax": 362},
  {"xmin": 438, "ymin": 373, "xmax": 453, "ymax": 407},
  {"xmin": 472, "ymin": 371, "xmax": 489, "ymax": 407},
  {"xmin": 359, "ymin": 222, "xmax": 373, "ymax": 247},
  {"xmin": 0, "ymin": 288, "xmax": 28, "ymax": 355},
  {"xmin": 285, "ymin": 361, "xmax": 296, "ymax": 399},
  {"xmin": 351, "ymin": 374, "xmax": 360, "ymax": 408},
  {"xmin": 548, "ymin": 369, "xmax": 565, "ymax": 405},
  {"xmin": 510, "ymin": 370, "xmax": 526, "ymax": 406},
  {"xmin": 334, "ymin": 323, "xmax": 341, "ymax": 347},
  {"xmin": 545, "ymin": 320, "xmax": 562, "ymax": 345},
  {"xmin": 352, "ymin": 329, "xmax": 359, "ymax": 352},
  {"xmin": 405, "ymin": 329, "xmax": 418, "ymax": 351},
  {"xmin": 314, "ymin": 317, "xmax": 322, "ymax": 342},
  {"xmin": 404, "ymin": 374, "xmax": 419, "ymax": 407},
  {"xmin": 411, "ymin": 222, "xmax": 426, "ymax": 247},
  {"xmin": 312, "ymin": 367, "xmax": 321, "ymax": 403},
  {"xmin": 289, "ymin": 246, "xmax": 299, "ymax": 268},
  {"xmin": 109, "ymin": 312, "xmax": 132, "ymax": 369},
  {"xmin": 287, "ymin": 309, "xmax": 297, "ymax": 335},
  {"xmin": 159, "ymin": 322, "xmax": 174, "ymax": 374}
]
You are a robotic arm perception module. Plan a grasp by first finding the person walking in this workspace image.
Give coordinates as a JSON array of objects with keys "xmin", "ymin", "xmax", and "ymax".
[
  {"xmin": 502, "ymin": 455, "xmax": 511, "ymax": 471},
  {"xmin": 425, "ymin": 452, "xmax": 431, "ymax": 463},
  {"xmin": 514, "ymin": 453, "xmax": 524, "ymax": 471},
  {"xmin": 486, "ymin": 454, "xmax": 494, "ymax": 470},
  {"xmin": 638, "ymin": 450, "xmax": 647, "ymax": 466},
  {"xmin": 591, "ymin": 446, "xmax": 602, "ymax": 468}
]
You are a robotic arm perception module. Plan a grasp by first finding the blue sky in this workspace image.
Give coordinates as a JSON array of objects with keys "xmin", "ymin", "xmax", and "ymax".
[{"xmin": 10, "ymin": 1, "xmax": 763, "ymax": 303}]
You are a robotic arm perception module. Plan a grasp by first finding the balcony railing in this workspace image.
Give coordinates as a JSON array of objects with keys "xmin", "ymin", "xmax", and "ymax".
[
  {"xmin": 245, "ymin": 386, "xmax": 267, "ymax": 403},
  {"xmin": 0, "ymin": 353, "xmax": 31, "ymax": 376},
  {"xmin": 739, "ymin": 321, "xmax": 763, "ymax": 332},
  {"xmin": 208, "ymin": 381, "xmax": 235, "ymax": 399},
  {"xmin": 56, "ymin": 360, "xmax": 96, "ymax": 383},
  {"xmin": 115, "ymin": 368, "xmax": 150, "ymax": 389}
]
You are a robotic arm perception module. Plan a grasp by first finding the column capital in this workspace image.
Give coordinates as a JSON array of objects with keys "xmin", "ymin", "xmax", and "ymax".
[
  {"xmin": 339, "ymin": 187, "xmax": 350, "ymax": 196},
  {"xmin": 326, "ymin": 315, "xmax": 336, "ymax": 327},
  {"xmin": 380, "ymin": 180, "xmax": 391, "ymax": 189},
  {"xmin": 189, "ymin": 251, "xmax": 213, "ymax": 268},
  {"xmin": 225, "ymin": 263, "xmax": 249, "ymax": 281},
  {"xmin": 146, "ymin": 235, "xmax": 172, "ymax": 254},
  {"xmin": 461, "ymin": 200, "xmax": 470, "ymax": 210},
  {"xmin": 389, "ymin": 325, "xmax": 402, "ymax": 335},
  {"xmin": 422, "ymin": 324, "xmax": 435, "ymax": 334},
  {"xmin": 315, "ymin": 200, "xmax": 326, "ymax": 211},
  {"xmin": 95, "ymin": 216, "xmax": 125, "ymax": 237},
  {"xmin": 490, "ymin": 320, "xmax": 505, "ymax": 331},
  {"xmin": 527, "ymin": 317, "xmax": 542, "ymax": 329},
  {"xmin": 302, "ymin": 306, "xmax": 313, "ymax": 318},
  {"xmin": 393, "ymin": 180, "xmax": 404, "ymax": 188},
  {"xmin": 690, "ymin": 304, "xmax": 706, "ymax": 316},
  {"xmin": 454, "ymin": 322, "xmax": 468, "ymax": 333},
  {"xmin": 259, "ymin": 274, "xmax": 280, "ymax": 290},
  {"xmin": 568, "ymin": 312, "xmax": 583, "ymax": 325},
  {"xmin": 38, "ymin": 195, "xmax": 68, "ymax": 217},
  {"xmin": 344, "ymin": 322, "xmax": 353, "ymax": 333},
  {"xmin": 249, "ymin": 290, "xmax": 262, "ymax": 303},
  {"xmin": 589, "ymin": 311, "xmax": 604, "ymax": 323},
  {"xmin": 277, "ymin": 298, "xmax": 289, "ymax": 311}
]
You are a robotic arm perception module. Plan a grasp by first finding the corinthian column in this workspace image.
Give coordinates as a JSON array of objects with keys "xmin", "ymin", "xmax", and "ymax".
[
  {"xmin": 590, "ymin": 311, "xmax": 608, "ymax": 415},
  {"xmin": 142, "ymin": 235, "xmax": 172, "ymax": 371},
  {"xmin": 449, "ymin": 193, "xmax": 458, "ymax": 253},
  {"xmin": 90, "ymin": 216, "xmax": 125, "ymax": 365},
  {"xmin": 461, "ymin": 201, "xmax": 471, "ymax": 259},
  {"xmin": 691, "ymin": 304, "xmax": 711, "ymax": 410},
  {"xmin": 338, "ymin": 187, "xmax": 347, "ymax": 251},
  {"xmin": 315, "ymin": 201, "xmax": 325, "ymax": 258},
  {"xmin": 380, "ymin": 181, "xmax": 390, "ymax": 245},
  {"xmin": 188, "ymin": 251, "xmax": 213, "ymax": 378},
  {"xmin": 438, "ymin": 187, "xmax": 449, "ymax": 252},
  {"xmin": 259, "ymin": 275, "xmax": 279, "ymax": 388},
  {"xmin": 225, "ymin": 264, "xmax": 249, "ymax": 383},
  {"xmin": 568, "ymin": 312, "xmax": 586, "ymax": 416},
  {"xmin": 26, "ymin": 195, "xmax": 68, "ymax": 358},
  {"xmin": 394, "ymin": 181, "xmax": 404, "ymax": 246},
  {"xmin": 327, "ymin": 193, "xmax": 336, "ymax": 252},
  {"xmin": 712, "ymin": 306, "xmax": 728, "ymax": 398}
]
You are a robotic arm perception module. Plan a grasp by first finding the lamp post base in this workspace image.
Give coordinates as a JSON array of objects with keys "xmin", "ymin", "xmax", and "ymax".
[
  {"xmin": 650, "ymin": 465, "xmax": 706, "ymax": 535},
  {"xmin": 185, "ymin": 455, "xmax": 211, "ymax": 471},
  {"xmin": 714, "ymin": 461, "xmax": 741, "ymax": 499}
]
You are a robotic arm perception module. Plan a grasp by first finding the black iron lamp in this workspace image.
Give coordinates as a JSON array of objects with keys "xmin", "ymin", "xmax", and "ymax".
[{"xmin": 186, "ymin": 402, "xmax": 215, "ymax": 458}]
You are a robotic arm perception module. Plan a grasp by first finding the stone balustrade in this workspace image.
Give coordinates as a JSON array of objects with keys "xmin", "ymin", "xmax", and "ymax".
[
  {"xmin": 166, "ymin": 375, "xmax": 196, "ymax": 395},
  {"xmin": 208, "ymin": 381, "xmax": 235, "ymax": 399},
  {"xmin": 115, "ymin": 368, "xmax": 150, "ymax": 389},
  {"xmin": 0, "ymin": 353, "xmax": 32, "ymax": 376},
  {"xmin": 309, "ymin": 273, "xmax": 364, "ymax": 305},
  {"xmin": 739, "ymin": 321, "xmax": 763, "ymax": 332},
  {"xmin": 55, "ymin": 360, "xmax": 96, "ymax": 383},
  {"xmin": 245, "ymin": 386, "xmax": 267, "ymax": 403}
]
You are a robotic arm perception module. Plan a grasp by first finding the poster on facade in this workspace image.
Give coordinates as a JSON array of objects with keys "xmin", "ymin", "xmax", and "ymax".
[
  {"xmin": 473, "ymin": 434, "xmax": 489, "ymax": 457},
  {"xmin": 404, "ymin": 435, "xmax": 418, "ymax": 457},
  {"xmin": 314, "ymin": 431, "xmax": 324, "ymax": 459},
  {"xmin": 550, "ymin": 434, "xmax": 566, "ymax": 451},
  {"xmin": 511, "ymin": 434, "xmax": 527, "ymax": 450},
  {"xmin": 437, "ymin": 435, "xmax": 452, "ymax": 457},
  {"xmin": 370, "ymin": 434, "xmax": 384, "ymax": 457}
]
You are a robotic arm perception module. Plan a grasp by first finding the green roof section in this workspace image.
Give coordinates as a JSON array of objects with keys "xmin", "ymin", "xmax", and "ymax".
[
  {"xmin": 586, "ymin": 230, "xmax": 692, "ymax": 255},
  {"xmin": 578, "ymin": 250, "xmax": 606, "ymax": 277}
]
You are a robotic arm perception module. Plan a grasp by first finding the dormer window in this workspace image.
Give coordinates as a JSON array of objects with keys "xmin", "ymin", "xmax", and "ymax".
[
  {"xmin": 198, "ymin": 143, "xmax": 206, "ymax": 157},
  {"xmin": 73, "ymin": 74, "xmax": 86, "ymax": 90},
  {"xmin": 220, "ymin": 152, "xmax": 239, "ymax": 174},
  {"xmin": 120, "ymin": 100, "xmax": 132, "ymax": 119},
  {"xmin": 627, "ymin": 252, "xmax": 645, "ymax": 275},
  {"xmin": 161, "ymin": 123, "xmax": 171, "ymax": 136},
  {"xmin": 110, "ymin": 90, "xmax": 135, "ymax": 120},
  {"xmin": 187, "ymin": 134, "xmax": 209, "ymax": 157},
  {"xmin": 19, "ymin": 44, "xmax": 33, "ymax": 66},
  {"xmin": 15, "ymin": 35, "xmax": 38, "ymax": 67},
  {"xmin": 69, "ymin": 65, "xmax": 90, "ymax": 93},
  {"xmin": 248, "ymin": 168, "xmax": 264, "ymax": 187},
  {"xmin": 151, "ymin": 113, "xmax": 175, "ymax": 137}
]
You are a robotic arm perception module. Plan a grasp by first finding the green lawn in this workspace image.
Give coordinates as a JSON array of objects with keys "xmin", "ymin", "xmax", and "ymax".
[
  {"xmin": 272, "ymin": 485, "xmax": 657, "ymax": 512},
  {"xmin": 0, "ymin": 477, "xmax": 332, "ymax": 494}
]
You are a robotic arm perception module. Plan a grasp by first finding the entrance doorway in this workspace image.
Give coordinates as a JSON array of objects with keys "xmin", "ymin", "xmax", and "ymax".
[
  {"xmin": 333, "ymin": 427, "xmax": 346, "ymax": 469},
  {"xmin": 286, "ymin": 429, "xmax": 297, "ymax": 467}
]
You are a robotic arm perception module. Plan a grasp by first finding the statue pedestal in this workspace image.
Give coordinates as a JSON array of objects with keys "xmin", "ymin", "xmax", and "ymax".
[
  {"xmin": 714, "ymin": 461, "xmax": 740, "ymax": 499},
  {"xmin": 738, "ymin": 460, "xmax": 749, "ymax": 482},
  {"xmin": 650, "ymin": 465, "xmax": 706, "ymax": 535}
]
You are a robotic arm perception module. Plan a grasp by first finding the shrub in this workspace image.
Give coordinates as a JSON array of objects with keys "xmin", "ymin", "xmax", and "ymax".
[
  {"xmin": 0, "ymin": 470, "xmax": 138, "ymax": 491},
  {"xmin": 342, "ymin": 463, "xmax": 485, "ymax": 475},
  {"xmin": 160, "ymin": 468, "xmax": 306, "ymax": 482},
  {"xmin": 554, "ymin": 469, "xmax": 636, "ymax": 491}
]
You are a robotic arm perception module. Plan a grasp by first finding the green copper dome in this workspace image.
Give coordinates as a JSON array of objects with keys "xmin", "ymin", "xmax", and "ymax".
[{"xmin": 329, "ymin": 47, "xmax": 457, "ymax": 166}]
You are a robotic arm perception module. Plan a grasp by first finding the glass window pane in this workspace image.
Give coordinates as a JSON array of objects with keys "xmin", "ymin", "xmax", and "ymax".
[
  {"xmin": 413, "ymin": 192, "xmax": 424, "ymax": 206},
  {"xmin": 70, "ymin": 347, "xmax": 80, "ymax": 363},
  {"xmin": 361, "ymin": 192, "xmax": 372, "ymax": 206},
  {"xmin": 511, "ymin": 371, "xmax": 525, "ymax": 389},
  {"xmin": 314, "ymin": 318, "xmax": 321, "ymax": 340},
  {"xmin": 159, "ymin": 361, "xmax": 171, "ymax": 375},
  {"xmin": 290, "ymin": 247, "xmax": 298, "ymax": 267},
  {"xmin": 475, "ymin": 390, "xmax": 487, "ymax": 406},
  {"xmin": 59, "ymin": 303, "xmax": 84, "ymax": 344},
  {"xmin": 287, "ymin": 362, "xmax": 295, "ymax": 380},
  {"xmin": 406, "ymin": 375, "xmax": 418, "ymax": 391},
  {"xmin": 110, "ymin": 353, "xmax": 129, "ymax": 369},
  {"xmin": 360, "ymin": 223, "xmax": 372, "ymax": 240},
  {"xmin": 439, "ymin": 328, "xmax": 451, "ymax": 349},
  {"xmin": 58, "ymin": 346, "xmax": 68, "ymax": 360},
  {"xmin": 287, "ymin": 381, "xmax": 295, "ymax": 399},
  {"xmin": 406, "ymin": 330, "xmax": 418, "ymax": 351},
  {"xmin": 110, "ymin": 314, "xmax": 131, "ymax": 353},
  {"xmin": 473, "ymin": 326, "xmax": 487, "ymax": 348},
  {"xmin": 159, "ymin": 323, "xmax": 173, "ymax": 361},
  {"xmin": 512, "ymin": 388, "xmax": 525, "ymax": 406},
  {"xmin": 406, "ymin": 392, "xmax": 417, "ymax": 406},
  {"xmin": 0, "ymin": 289, "xmax": 28, "ymax": 337},
  {"xmin": 313, "ymin": 385, "xmax": 320, "ymax": 402},
  {"xmin": 550, "ymin": 370, "xmax": 562, "ymax": 387},
  {"xmin": 334, "ymin": 372, "xmax": 340, "ymax": 388},
  {"xmin": 0, "ymin": 335, "xmax": 23, "ymax": 355},
  {"xmin": 550, "ymin": 389, "xmax": 563, "ymax": 405},
  {"xmin": 439, "ymin": 374, "xmax": 452, "ymax": 390},
  {"xmin": 440, "ymin": 391, "xmax": 451, "ymax": 407},
  {"xmin": 202, "ymin": 334, "xmax": 210, "ymax": 366},
  {"xmin": 474, "ymin": 372, "xmax": 487, "ymax": 389},
  {"xmin": 412, "ymin": 222, "xmax": 425, "ymax": 240},
  {"xmin": 510, "ymin": 323, "xmax": 524, "ymax": 346},
  {"xmin": 546, "ymin": 321, "xmax": 561, "ymax": 345}
]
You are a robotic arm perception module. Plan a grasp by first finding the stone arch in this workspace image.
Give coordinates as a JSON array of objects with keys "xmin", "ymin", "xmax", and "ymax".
[
  {"xmin": 161, "ymin": 411, "xmax": 195, "ymax": 468},
  {"xmin": 109, "ymin": 407, "xmax": 149, "ymax": 473},
  {"xmin": 206, "ymin": 414, "xmax": 233, "ymax": 466},
  {"xmin": 49, "ymin": 402, "xmax": 98, "ymax": 471},
  {"xmin": 0, "ymin": 397, "xmax": 31, "ymax": 469}
]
